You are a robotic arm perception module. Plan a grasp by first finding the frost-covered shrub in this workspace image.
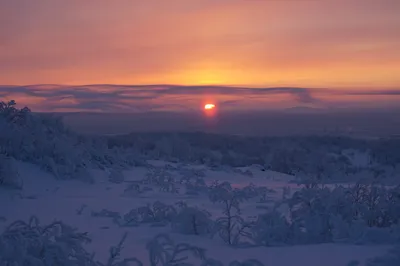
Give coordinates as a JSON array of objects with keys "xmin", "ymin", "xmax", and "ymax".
[
  {"xmin": 123, "ymin": 182, "xmax": 153, "ymax": 197},
  {"xmin": 107, "ymin": 131, "xmax": 400, "ymax": 181},
  {"xmin": 208, "ymin": 182, "xmax": 254, "ymax": 246},
  {"xmin": 286, "ymin": 186, "xmax": 337, "ymax": 244},
  {"xmin": 243, "ymin": 179, "xmax": 400, "ymax": 247},
  {"xmin": 251, "ymin": 210, "xmax": 293, "ymax": 246},
  {"xmin": 182, "ymin": 175, "xmax": 208, "ymax": 195},
  {"xmin": 283, "ymin": 182, "xmax": 400, "ymax": 245},
  {"xmin": 239, "ymin": 184, "xmax": 274, "ymax": 203},
  {"xmin": 0, "ymin": 216, "xmax": 95, "ymax": 265},
  {"xmin": 98, "ymin": 232, "xmax": 143, "ymax": 266},
  {"xmin": 116, "ymin": 201, "xmax": 213, "ymax": 232},
  {"xmin": 0, "ymin": 100, "xmax": 100, "ymax": 180},
  {"xmin": 145, "ymin": 233, "xmax": 265, "ymax": 266},
  {"xmin": 115, "ymin": 200, "xmax": 214, "ymax": 235},
  {"xmin": 0, "ymin": 217, "xmax": 263, "ymax": 266},
  {"xmin": 146, "ymin": 234, "xmax": 206, "ymax": 266},
  {"xmin": 0, "ymin": 100, "xmax": 30, "ymax": 125},
  {"xmin": 143, "ymin": 168, "xmax": 179, "ymax": 193},
  {"xmin": 0, "ymin": 155, "xmax": 23, "ymax": 189},
  {"xmin": 121, "ymin": 201, "xmax": 177, "ymax": 227},
  {"xmin": 171, "ymin": 202, "xmax": 213, "ymax": 236}
]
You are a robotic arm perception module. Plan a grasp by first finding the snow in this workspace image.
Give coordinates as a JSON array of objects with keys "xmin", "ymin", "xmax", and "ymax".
[
  {"xmin": 0, "ymin": 161, "xmax": 391, "ymax": 265},
  {"xmin": 1, "ymin": 101, "xmax": 399, "ymax": 266},
  {"xmin": 341, "ymin": 149, "xmax": 371, "ymax": 168}
]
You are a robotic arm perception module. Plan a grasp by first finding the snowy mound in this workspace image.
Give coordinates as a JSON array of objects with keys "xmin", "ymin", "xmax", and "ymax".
[{"xmin": 0, "ymin": 100, "xmax": 146, "ymax": 183}]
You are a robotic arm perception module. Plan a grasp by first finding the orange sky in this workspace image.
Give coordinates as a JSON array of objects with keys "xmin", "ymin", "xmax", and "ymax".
[{"xmin": 0, "ymin": 0, "xmax": 400, "ymax": 111}]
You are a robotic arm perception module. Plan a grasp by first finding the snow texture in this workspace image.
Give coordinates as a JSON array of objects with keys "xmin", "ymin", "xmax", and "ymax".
[{"xmin": 1, "ymin": 100, "xmax": 400, "ymax": 265}]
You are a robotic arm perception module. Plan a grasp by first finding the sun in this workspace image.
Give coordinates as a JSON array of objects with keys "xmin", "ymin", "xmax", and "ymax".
[{"xmin": 204, "ymin": 103, "xmax": 215, "ymax": 110}]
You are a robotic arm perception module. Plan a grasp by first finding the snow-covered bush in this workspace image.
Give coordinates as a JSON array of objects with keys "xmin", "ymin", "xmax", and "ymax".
[
  {"xmin": 4, "ymin": 100, "xmax": 399, "ymax": 184},
  {"xmin": 144, "ymin": 234, "xmax": 264, "ymax": 266},
  {"xmin": 122, "ymin": 182, "xmax": 153, "ymax": 197},
  {"xmin": 239, "ymin": 183, "xmax": 275, "ymax": 203},
  {"xmin": 0, "ymin": 216, "xmax": 95, "ymax": 265},
  {"xmin": 121, "ymin": 201, "xmax": 178, "ymax": 227},
  {"xmin": 100, "ymin": 200, "xmax": 214, "ymax": 235},
  {"xmin": 246, "ymin": 179, "xmax": 400, "ymax": 247},
  {"xmin": 0, "ymin": 100, "xmax": 148, "ymax": 182},
  {"xmin": 0, "ymin": 154, "xmax": 23, "ymax": 189},
  {"xmin": 171, "ymin": 202, "xmax": 213, "ymax": 236},
  {"xmin": 181, "ymin": 173, "xmax": 208, "ymax": 196},
  {"xmin": 281, "ymin": 182, "xmax": 400, "ymax": 245},
  {"xmin": 107, "ymin": 132, "xmax": 400, "ymax": 183},
  {"xmin": 146, "ymin": 233, "xmax": 206, "ymax": 266},
  {"xmin": 0, "ymin": 100, "xmax": 97, "ymax": 180},
  {"xmin": 143, "ymin": 167, "xmax": 179, "ymax": 193},
  {"xmin": 0, "ymin": 217, "xmax": 264, "ymax": 266},
  {"xmin": 251, "ymin": 209, "xmax": 293, "ymax": 246},
  {"xmin": 98, "ymin": 232, "xmax": 143, "ymax": 266},
  {"xmin": 179, "ymin": 168, "xmax": 206, "ymax": 188},
  {"xmin": 208, "ymin": 182, "xmax": 254, "ymax": 246}
]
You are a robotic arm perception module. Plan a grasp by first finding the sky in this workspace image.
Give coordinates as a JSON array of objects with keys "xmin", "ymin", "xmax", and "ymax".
[{"xmin": 1, "ymin": 0, "xmax": 400, "ymax": 112}]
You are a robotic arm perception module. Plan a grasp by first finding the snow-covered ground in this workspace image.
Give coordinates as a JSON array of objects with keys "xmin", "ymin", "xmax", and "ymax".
[{"xmin": 0, "ymin": 161, "xmax": 391, "ymax": 266}]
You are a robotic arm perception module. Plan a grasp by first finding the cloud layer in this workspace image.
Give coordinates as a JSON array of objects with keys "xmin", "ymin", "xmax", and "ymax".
[
  {"xmin": 1, "ymin": 84, "xmax": 399, "ymax": 112},
  {"xmin": 0, "ymin": 85, "xmax": 319, "ymax": 112}
]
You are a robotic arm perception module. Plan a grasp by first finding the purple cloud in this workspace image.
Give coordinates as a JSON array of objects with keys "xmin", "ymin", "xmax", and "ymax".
[
  {"xmin": 1, "ymin": 84, "xmax": 400, "ymax": 112},
  {"xmin": 0, "ymin": 84, "xmax": 320, "ymax": 112}
]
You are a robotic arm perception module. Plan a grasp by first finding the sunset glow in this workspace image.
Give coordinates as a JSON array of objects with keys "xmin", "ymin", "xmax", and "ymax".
[{"xmin": 0, "ymin": 0, "xmax": 399, "ymax": 112}]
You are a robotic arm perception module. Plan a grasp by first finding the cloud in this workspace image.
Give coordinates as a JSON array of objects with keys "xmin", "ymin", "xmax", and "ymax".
[
  {"xmin": 339, "ymin": 90, "xmax": 400, "ymax": 96},
  {"xmin": 0, "ymin": 84, "xmax": 321, "ymax": 112},
  {"xmin": 2, "ymin": 84, "xmax": 400, "ymax": 112}
]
